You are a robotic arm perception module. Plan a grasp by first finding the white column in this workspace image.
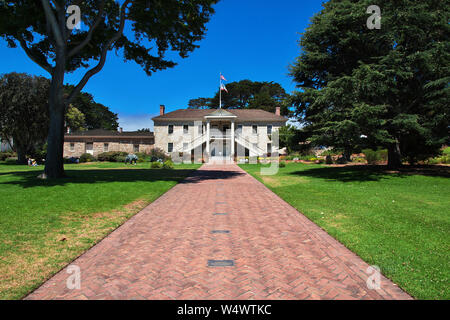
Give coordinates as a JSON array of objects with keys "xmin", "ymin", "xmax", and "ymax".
[
  {"xmin": 231, "ymin": 120, "xmax": 235, "ymax": 161},
  {"xmin": 206, "ymin": 120, "xmax": 210, "ymax": 157}
]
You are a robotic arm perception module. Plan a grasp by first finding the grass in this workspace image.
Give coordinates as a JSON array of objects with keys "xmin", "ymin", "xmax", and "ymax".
[
  {"xmin": 0, "ymin": 161, "xmax": 200, "ymax": 300},
  {"xmin": 240, "ymin": 163, "xmax": 450, "ymax": 300}
]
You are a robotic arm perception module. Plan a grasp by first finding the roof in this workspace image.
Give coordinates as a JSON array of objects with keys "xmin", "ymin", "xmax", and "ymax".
[
  {"xmin": 65, "ymin": 129, "xmax": 154, "ymax": 137},
  {"xmin": 205, "ymin": 109, "xmax": 237, "ymax": 118},
  {"xmin": 152, "ymin": 109, "xmax": 287, "ymax": 122},
  {"xmin": 64, "ymin": 129, "xmax": 154, "ymax": 143}
]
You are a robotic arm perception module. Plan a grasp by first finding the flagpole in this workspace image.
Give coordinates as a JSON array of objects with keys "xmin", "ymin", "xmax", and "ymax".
[{"xmin": 219, "ymin": 72, "xmax": 222, "ymax": 109}]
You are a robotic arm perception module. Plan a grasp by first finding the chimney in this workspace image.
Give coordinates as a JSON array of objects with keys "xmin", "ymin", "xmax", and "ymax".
[
  {"xmin": 275, "ymin": 106, "xmax": 281, "ymax": 116},
  {"xmin": 119, "ymin": 127, "xmax": 123, "ymax": 133},
  {"xmin": 160, "ymin": 104, "xmax": 165, "ymax": 116}
]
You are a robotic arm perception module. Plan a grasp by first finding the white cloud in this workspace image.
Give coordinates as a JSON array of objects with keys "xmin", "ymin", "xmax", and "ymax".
[{"xmin": 118, "ymin": 113, "xmax": 158, "ymax": 132}]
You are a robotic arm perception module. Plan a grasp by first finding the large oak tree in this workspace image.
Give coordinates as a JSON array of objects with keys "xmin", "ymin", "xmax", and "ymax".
[{"xmin": 0, "ymin": 0, "xmax": 218, "ymax": 178}]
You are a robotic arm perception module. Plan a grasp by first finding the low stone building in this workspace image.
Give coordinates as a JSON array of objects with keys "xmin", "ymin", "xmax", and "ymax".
[{"xmin": 64, "ymin": 129, "xmax": 154, "ymax": 158}]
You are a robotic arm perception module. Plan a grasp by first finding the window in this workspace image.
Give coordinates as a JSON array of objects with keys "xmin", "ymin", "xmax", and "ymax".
[
  {"xmin": 252, "ymin": 125, "xmax": 258, "ymax": 134},
  {"xmin": 237, "ymin": 124, "xmax": 243, "ymax": 134},
  {"xmin": 103, "ymin": 143, "xmax": 109, "ymax": 152},
  {"xmin": 168, "ymin": 143, "xmax": 173, "ymax": 153},
  {"xmin": 267, "ymin": 143, "xmax": 272, "ymax": 154},
  {"xmin": 267, "ymin": 125, "xmax": 272, "ymax": 135},
  {"xmin": 168, "ymin": 125, "xmax": 174, "ymax": 134},
  {"xmin": 134, "ymin": 144, "xmax": 139, "ymax": 153},
  {"xmin": 183, "ymin": 125, "xmax": 189, "ymax": 134},
  {"xmin": 70, "ymin": 143, "xmax": 75, "ymax": 152},
  {"xmin": 198, "ymin": 124, "xmax": 204, "ymax": 135},
  {"xmin": 183, "ymin": 143, "xmax": 189, "ymax": 151}
]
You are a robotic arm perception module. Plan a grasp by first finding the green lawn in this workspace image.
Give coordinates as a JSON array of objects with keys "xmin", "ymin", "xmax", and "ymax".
[
  {"xmin": 240, "ymin": 163, "xmax": 450, "ymax": 300},
  {"xmin": 0, "ymin": 162, "xmax": 200, "ymax": 300}
]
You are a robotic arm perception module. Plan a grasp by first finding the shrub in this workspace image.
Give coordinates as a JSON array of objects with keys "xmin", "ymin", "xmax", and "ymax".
[
  {"xmin": 325, "ymin": 155, "xmax": 333, "ymax": 164},
  {"xmin": 79, "ymin": 153, "xmax": 96, "ymax": 163},
  {"xmin": 427, "ymin": 155, "xmax": 450, "ymax": 165},
  {"xmin": 162, "ymin": 160, "xmax": 174, "ymax": 169},
  {"xmin": 5, "ymin": 157, "xmax": 18, "ymax": 164},
  {"xmin": 279, "ymin": 161, "xmax": 286, "ymax": 168},
  {"xmin": 321, "ymin": 149, "xmax": 339, "ymax": 157},
  {"xmin": 64, "ymin": 157, "xmax": 79, "ymax": 164},
  {"xmin": 97, "ymin": 151, "xmax": 128, "ymax": 162},
  {"xmin": 0, "ymin": 152, "xmax": 15, "ymax": 161},
  {"xmin": 363, "ymin": 148, "xmax": 388, "ymax": 165},
  {"xmin": 336, "ymin": 156, "xmax": 347, "ymax": 164},
  {"xmin": 115, "ymin": 156, "xmax": 127, "ymax": 163},
  {"xmin": 150, "ymin": 148, "xmax": 169, "ymax": 162},
  {"xmin": 135, "ymin": 152, "xmax": 150, "ymax": 163},
  {"xmin": 31, "ymin": 143, "xmax": 47, "ymax": 161},
  {"xmin": 353, "ymin": 157, "xmax": 366, "ymax": 163},
  {"xmin": 151, "ymin": 161, "xmax": 162, "ymax": 169}
]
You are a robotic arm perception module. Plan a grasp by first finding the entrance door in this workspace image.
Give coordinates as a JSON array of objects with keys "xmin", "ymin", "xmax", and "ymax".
[{"xmin": 85, "ymin": 143, "xmax": 94, "ymax": 155}]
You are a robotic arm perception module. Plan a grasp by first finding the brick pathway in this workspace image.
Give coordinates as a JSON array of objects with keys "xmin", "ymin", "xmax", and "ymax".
[{"xmin": 26, "ymin": 164, "xmax": 411, "ymax": 300}]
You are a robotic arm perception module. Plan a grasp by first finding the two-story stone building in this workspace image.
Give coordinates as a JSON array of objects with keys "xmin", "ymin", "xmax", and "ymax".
[{"xmin": 152, "ymin": 105, "xmax": 287, "ymax": 162}]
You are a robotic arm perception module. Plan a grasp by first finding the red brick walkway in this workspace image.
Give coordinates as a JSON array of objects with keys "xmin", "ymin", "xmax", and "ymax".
[{"xmin": 26, "ymin": 164, "xmax": 411, "ymax": 300}]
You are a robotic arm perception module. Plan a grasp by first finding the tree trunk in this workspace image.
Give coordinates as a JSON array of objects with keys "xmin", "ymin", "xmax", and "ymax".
[
  {"xmin": 43, "ymin": 49, "xmax": 66, "ymax": 179},
  {"xmin": 344, "ymin": 149, "xmax": 352, "ymax": 162},
  {"xmin": 387, "ymin": 140, "xmax": 402, "ymax": 169},
  {"xmin": 16, "ymin": 147, "xmax": 27, "ymax": 165},
  {"xmin": 44, "ymin": 103, "xmax": 65, "ymax": 178}
]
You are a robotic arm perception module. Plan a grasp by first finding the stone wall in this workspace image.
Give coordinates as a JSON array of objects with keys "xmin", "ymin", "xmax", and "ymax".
[{"xmin": 63, "ymin": 142, "xmax": 154, "ymax": 158}]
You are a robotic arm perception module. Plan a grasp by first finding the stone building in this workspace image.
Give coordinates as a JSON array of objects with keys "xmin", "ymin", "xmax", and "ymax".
[
  {"xmin": 152, "ymin": 105, "xmax": 287, "ymax": 162},
  {"xmin": 63, "ymin": 129, "xmax": 154, "ymax": 158}
]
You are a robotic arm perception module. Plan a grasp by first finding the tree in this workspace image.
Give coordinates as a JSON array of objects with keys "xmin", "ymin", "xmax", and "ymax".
[
  {"xmin": 289, "ymin": 0, "xmax": 449, "ymax": 167},
  {"xmin": 0, "ymin": 73, "xmax": 50, "ymax": 164},
  {"xmin": 65, "ymin": 85, "xmax": 119, "ymax": 131},
  {"xmin": 137, "ymin": 128, "xmax": 151, "ymax": 133},
  {"xmin": 188, "ymin": 98, "xmax": 211, "ymax": 109},
  {"xmin": 0, "ymin": 0, "xmax": 218, "ymax": 178},
  {"xmin": 189, "ymin": 80, "xmax": 291, "ymax": 115},
  {"xmin": 65, "ymin": 105, "xmax": 86, "ymax": 132}
]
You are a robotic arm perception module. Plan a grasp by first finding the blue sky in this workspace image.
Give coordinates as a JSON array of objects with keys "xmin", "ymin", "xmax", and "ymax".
[{"xmin": 0, "ymin": 0, "xmax": 325, "ymax": 131}]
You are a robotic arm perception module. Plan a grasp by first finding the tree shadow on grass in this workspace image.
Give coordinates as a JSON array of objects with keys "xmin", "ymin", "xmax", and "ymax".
[
  {"xmin": 289, "ymin": 165, "xmax": 449, "ymax": 183},
  {"xmin": 181, "ymin": 168, "xmax": 245, "ymax": 184},
  {"xmin": 0, "ymin": 168, "xmax": 244, "ymax": 188}
]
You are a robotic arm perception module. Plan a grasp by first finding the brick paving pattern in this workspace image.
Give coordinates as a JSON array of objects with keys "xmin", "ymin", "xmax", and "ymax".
[{"xmin": 26, "ymin": 164, "xmax": 411, "ymax": 300}]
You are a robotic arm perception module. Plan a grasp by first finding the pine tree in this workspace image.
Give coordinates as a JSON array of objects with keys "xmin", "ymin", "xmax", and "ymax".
[{"xmin": 290, "ymin": 0, "xmax": 449, "ymax": 167}]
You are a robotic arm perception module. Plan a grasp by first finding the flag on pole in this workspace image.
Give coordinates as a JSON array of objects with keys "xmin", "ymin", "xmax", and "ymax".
[
  {"xmin": 220, "ymin": 74, "xmax": 227, "ymax": 81},
  {"xmin": 220, "ymin": 83, "xmax": 228, "ymax": 93}
]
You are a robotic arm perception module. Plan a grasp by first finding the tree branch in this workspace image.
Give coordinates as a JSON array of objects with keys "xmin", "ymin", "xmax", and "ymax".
[
  {"xmin": 40, "ymin": 0, "xmax": 64, "ymax": 47},
  {"xmin": 18, "ymin": 37, "xmax": 53, "ymax": 74},
  {"xmin": 67, "ymin": 0, "xmax": 132, "ymax": 104},
  {"xmin": 68, "ymin": 0, "xmax": 106, "ymax": 58}
]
